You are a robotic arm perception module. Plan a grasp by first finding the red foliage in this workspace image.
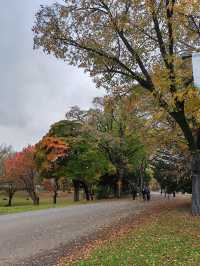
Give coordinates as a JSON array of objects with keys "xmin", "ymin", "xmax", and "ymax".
[{"xmin": 4, "ymin": 145, "xmax": 36, "ymax": 184}]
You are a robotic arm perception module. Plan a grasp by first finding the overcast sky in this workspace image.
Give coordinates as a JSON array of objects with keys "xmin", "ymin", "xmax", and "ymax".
[{"xmin": 0, "ymin": 0, "xmax": 104, "ymax": 151}]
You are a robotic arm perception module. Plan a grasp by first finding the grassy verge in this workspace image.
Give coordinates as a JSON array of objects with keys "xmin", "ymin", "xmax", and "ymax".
[
  {"xmin": 0, "ymin": 191, "xmax": 90, "ymax": 215},
  {"xmin": 69, "ymin": 201, "xmax": 200, "ymax": 266}
]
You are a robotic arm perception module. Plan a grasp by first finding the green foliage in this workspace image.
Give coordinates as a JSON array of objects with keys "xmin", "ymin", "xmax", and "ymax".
[
  {"xmin": 48, "ymin": 120, "xmax": 82, "ymax": 139},
  {"xmin": 36, "ymin": 97, "xmax": 149, "ymax": 196},
  {"xmin": 64, "ymin": 138, "xmax": 110, "ymax": 182},
  {"xmin": 36, "ymin": 119, "xmax": 111, "ymax": 186},
  {"xmin": 95, "ymin": 186, "xmax": 112, "ymax": 200},
  {"xmin": 86, "ymin": 96, "xmax": 148, "ymax": 185}
]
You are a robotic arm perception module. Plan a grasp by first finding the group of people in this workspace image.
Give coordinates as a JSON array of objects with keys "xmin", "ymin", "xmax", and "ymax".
[{"xmin": 142, "ymin": 186, "xmax": 151, "ymax": 201}]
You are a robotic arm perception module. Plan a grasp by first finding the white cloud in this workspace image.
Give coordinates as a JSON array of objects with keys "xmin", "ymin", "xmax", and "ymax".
[{"xmin": 0, "ymin": 1, "xmax": 104, "ymax": 150}]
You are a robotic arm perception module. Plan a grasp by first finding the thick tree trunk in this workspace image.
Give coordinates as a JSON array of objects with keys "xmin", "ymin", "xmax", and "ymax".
[
  {"xmin": 90, "ymin": 191, "xmax": 94, "ymax": 200},
  {"xmin": 129, "ymin": 183, "xmax": 137, "ymax": 200},
  {"xmin": 8, "ymin": 194, "xmax": 13, "ymax": 207},
  {"xmin": 132, "ymin": 189, "xmax": 137, "ymax": 200},
  {"xmin": 191, "ymin": 153, "xmax": 200, "ymax": 215},
  {"xmin": 89, "ymin": 185, "xmax": 94, "ymax": 200},
  {"xmin": 6, "ymin": 184, "xmax": 16, "ymax": 207},
  {"xmin": 73, "ymin": 180, "xmax": 80, "ymax": 201},
  {"xmin": 82, "ymin": 182, "xmax": 90, "ymax": 201},
  {"xmin": 53, "ymin": 178, "xmax": 59, "ymax": 204},
  {"xmin": 53, "ymin": 191, "xmax": 57, "ymax": 204}
]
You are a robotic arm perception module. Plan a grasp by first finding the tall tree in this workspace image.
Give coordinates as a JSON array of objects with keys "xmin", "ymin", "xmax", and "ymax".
[
  {"xmin": 50, "ymin": 120, "xmax": 111, "ymax": 200},
  {"xmin": 36, "ymin": 121, "xmax": 109, "ymax": 201},
  {"xmin": 67, "ymin": 96, "xmax": 147, "ymax": 198},
  {"xmin": 33, "ymin": 1, "xmax": 200, "ymax": 214},
  {"xmin": 35, "ymin": 136, "xmax": 70, "ymax": 204}
]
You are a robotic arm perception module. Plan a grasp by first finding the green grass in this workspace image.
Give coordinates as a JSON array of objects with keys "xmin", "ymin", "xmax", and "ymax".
[
  {"xmin": 71, "ymin": 204, "xmax": 200, "ymax": 266},
  {"xmin": 0, "ymin": 191, "xmax": 89, "ymax": 215}
]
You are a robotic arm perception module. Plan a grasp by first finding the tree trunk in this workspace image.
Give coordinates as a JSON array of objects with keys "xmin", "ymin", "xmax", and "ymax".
[
  {"xmin": 29, "ymin": 191, "xmax": 39, "ymax": 205},
  {"xmin": 8, "ymin": 194, "xmax": 13, "ymax": 207},
  {"xmin": 82, "ymin": 182, "xmax": 90, "ymax": 201},
  {"xmin": 113, "ymin": 183, "xmax": 117, "ymax": 198},
  {"xmin": 89, "ymin": 185, "xmax": 94, "ymax": 200},
  {"xmin": 117, "ymin": 178, "xmax": 122, "ymax": 198},
  {"xmin": 53, "ymin": 178, "xmax": 59, "ymax": 204},
  {"xmin": 139, "ymin": 160, "xmax": 145, "ymax": 195},
  {"xmin": 73, "ymin": 180, "xmax": 80, "ymax": 201},
  {"xmin": 117, "ymin": 169, "xmax": 123, "ymax": 198},
  {"xmin": 140, "ymin": 175, "xmax": 143, "ymax": 196},
  {"xmin": 191, "ymin": 153, "xmax": 200, "ymax": 215},
  {"xmin": 6, "ymin": 184, "xmax": 16, "ymax": 207},
  {"xmin": 130, "ymin": 183, "xmax": 137, "ymax": 200},
  {"xmin": 90, "ymin": 191, "xmax": 94, "ymax": 200},
  {"xmin": 53, "ymin": 191, "xmax": 57, "ymax": 204},
  {"xmin": 132, "ymin": 189, "xmax": 137, "ymax": 200}
]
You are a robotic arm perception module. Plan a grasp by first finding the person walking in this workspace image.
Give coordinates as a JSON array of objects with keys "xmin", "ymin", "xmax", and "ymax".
[
  {"xmin": 142, "ymin": 186, "xmax": 151, "ymax": 201},
  {"xmin": 146, "ymin": 187, "xmax": 151, "ymax": 201},
  {"xmin": 142, "ymin": 187, "xmax": 146, "ymax": 200}
]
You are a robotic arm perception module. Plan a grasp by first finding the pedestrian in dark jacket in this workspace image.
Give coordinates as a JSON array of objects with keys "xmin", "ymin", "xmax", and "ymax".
[
  {"xmin": 142, "ymin": 186, "xmax": 151, "ymax": 201},
  {"xmin": 146, "ymin": 188, "xmax": 151, "ymax": 201},
  {"xmin": 142, "ymin": 187, "xmax": 147, "ymax": 200}
]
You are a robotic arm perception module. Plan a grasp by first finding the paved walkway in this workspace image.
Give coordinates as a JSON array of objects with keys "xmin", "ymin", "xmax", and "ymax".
[{"xmin": 0, "ymin": 197, "xmax": 160, "ymax": 265}]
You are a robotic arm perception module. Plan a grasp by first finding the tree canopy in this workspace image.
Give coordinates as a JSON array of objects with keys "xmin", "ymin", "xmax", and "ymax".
[{"xmin": 33, "ymin": 0, "xmax": 200, "ymax": 214}]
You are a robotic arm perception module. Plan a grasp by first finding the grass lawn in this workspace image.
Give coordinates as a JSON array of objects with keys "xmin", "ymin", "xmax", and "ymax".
[
  {"xmin": 0, "ymin": 191, "xmax": 89, "ymax": 215},
  {"xmin": 70, "ymin": 201, "xmax": 200, "ymax": 266}
]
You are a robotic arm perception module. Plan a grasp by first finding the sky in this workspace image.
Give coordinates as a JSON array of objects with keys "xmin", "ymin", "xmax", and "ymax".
[{"xmin": 0, "ymin": 0, "xmax": 104, "ymax": 151}]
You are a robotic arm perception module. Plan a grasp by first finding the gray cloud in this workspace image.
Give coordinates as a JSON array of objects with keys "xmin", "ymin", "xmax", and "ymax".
[{"xmin": 0, "ymin": 0, "xmax": 104, "ymax": 150}]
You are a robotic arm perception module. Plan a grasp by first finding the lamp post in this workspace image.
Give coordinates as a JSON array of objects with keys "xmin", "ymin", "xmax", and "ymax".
[
  {"xmin": 182, "ymin": 52, "xmax": 200, "ymax": 214},
  {"xmin": 181, "ymin": 52, "xmax": 200, "ymax": 89},
  {"xmin": 192, "ymin": 53, "xmax": 200, "ymax": 89}
]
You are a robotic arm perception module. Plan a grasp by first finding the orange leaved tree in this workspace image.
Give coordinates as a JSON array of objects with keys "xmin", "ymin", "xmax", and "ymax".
[
  {"xmin": 4, "ymin": 146, "xmax": 39, "ymax": 205},
  {"xmin": 35, "ymin": 136, "xmax": 70, "ymax": 204}
]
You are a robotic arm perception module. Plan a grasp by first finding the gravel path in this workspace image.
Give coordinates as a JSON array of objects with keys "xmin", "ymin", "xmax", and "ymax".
[{"xmin": 0, "ymin": 197, "xmax": 159, "ymax": 266}]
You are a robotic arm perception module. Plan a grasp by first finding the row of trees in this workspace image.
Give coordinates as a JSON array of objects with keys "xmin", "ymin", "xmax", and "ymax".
[
  {"xmin": 35, "ymin": 95, "xmax": 150, "ymax": 203},
  {"xmin": 0, "ymin": 94, "xmax": 193, "ymax": 206},
  {"xmin": 1, "ymin": 1, "xmax": 199, "ymax": 212},
  {"xmin": 0, "ymin": 95, "xmax": 151, "ymax": 206},
  {"xmin": 33, "ymin": 0, "xmax": 200, "ymax": 214}
]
